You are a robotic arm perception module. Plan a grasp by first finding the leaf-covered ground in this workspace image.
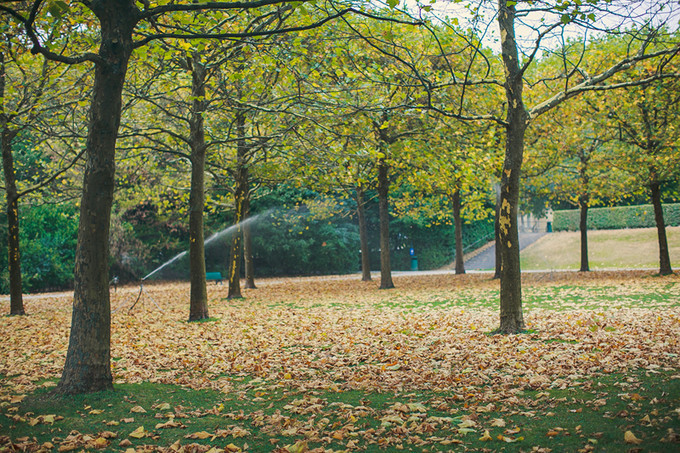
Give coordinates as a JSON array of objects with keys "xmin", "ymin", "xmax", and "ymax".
[{"xmin": 1, "ymin": 271, "xmax": 679, "ymax": 452}]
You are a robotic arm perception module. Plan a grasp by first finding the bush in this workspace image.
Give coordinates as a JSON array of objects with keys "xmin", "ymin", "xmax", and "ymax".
[
  {"xmin": 250, "ymin": 210, "xmax": 360, "ymax": 276},
  {"xmin": 16, "ymin": 203, "xmax": 78, "ymax": 292},
  {"xmin": 553, "ymin": 203, "xmax": 680, "ymax": 231}
]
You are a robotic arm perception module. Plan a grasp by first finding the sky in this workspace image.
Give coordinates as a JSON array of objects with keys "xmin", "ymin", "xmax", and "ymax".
[{"xmin": 399, "ymin": 0, "xmax": 680, "ymax": 54}]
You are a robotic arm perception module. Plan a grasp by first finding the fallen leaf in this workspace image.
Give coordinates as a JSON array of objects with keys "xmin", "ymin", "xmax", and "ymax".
[
  {"xmin": 128, "ymin": 426, "xmax": 147, "ymax": 439},
  {"xmin": 624, "ymin": 430, "xmax": 643, "ymax": 445},
  {"xmin": 285, "ymin": 440, "xmax": 308, "ymax": 453},
  {"xmin": 156, "ymin": 420, "xmax": 184, "ymax": 429},
  {"xmin": 185, "ymin": 431, "xmax": 213, "ymax": 440},
  {"xmin": 92, "ymin": 437, "xmax": 108, "ymax": 449},
  {"xmin": 130, "ymin": 405, "xmax": 147, "ymax": 413},
  {"xmin": 479, "ymin": 430, "xmax": 493, "ymax": 441}
]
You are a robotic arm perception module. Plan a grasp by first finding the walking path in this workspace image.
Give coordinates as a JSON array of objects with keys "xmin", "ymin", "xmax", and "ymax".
[{"xmin": 464, "ymin": 231, "xmax": 548, "ymax": 270}]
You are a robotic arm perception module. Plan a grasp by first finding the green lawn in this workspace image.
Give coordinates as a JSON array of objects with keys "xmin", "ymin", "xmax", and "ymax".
[
  {"xmin": 521, "ymin": 227, "xmax": 680, "ymax": 270},
  {"xmin": 2, "ymin": 370, "xmax": 679, "ymax": 452},
  {"xmin": 1, "ymin": 272, "xmax": 679, "ymax": 452}
]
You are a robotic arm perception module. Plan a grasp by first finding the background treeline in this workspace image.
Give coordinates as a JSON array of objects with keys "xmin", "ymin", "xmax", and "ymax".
[{"xmin": 0, "ymin": 183, "xmax": 494, "ymax": 293}]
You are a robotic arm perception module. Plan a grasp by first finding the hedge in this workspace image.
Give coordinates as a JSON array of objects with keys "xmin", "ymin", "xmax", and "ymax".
[{"xmin": 553, "ymin": 203, "xmax": 680, "ymax": 231}]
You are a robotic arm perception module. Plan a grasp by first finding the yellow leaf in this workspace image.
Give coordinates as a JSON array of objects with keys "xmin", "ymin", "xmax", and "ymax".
[
  {"xmin": 10, "ymin": 395, "xmax": 26, "ymax": 404},
  {"xmin": 624, "ymin": 430, "xmax": 643, "ymax": 445},
  {"xmin": 92, "ymin": 437, "xmax": 108, "ymax": 449},
  {"xmin": 285, "ymin": 440, "xmax": 308, "ymax": 453},
  {"xmin": 130, "ymin": 406, "xmax": 147, "ymax": 413},
  {"xmin": 89, "ymin": 409, "xmax": 104, "ymax": 415},
  {"xmin": 479, "ymin": 430, "xmax": 493, "ymax": 441},
  {"xmin": 156, "ymin": 420, "xmax": 182, "ymax": 429},
  {"xmin": 185, "ymin": 431, "xmax": 213, "ymax": 440},
  {"xmin": 128, "ymin": 426, "xmax": 146, "ymax": 439},
  {"xmin": 43, "ymin": 414, "xmax": 56, "ymax": 424}
]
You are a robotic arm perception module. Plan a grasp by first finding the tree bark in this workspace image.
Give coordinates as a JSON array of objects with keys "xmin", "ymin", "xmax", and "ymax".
[
  {"xmin": 243, "ymin": 192, "xmax": 257, "ymax": 289},
  {"xmin": 579, "ymin": 195, "xmax": 590, "ymax": 272},
  {"xmin": 1, "ymin": 52, "xmax": 25, "ymax": 316},
  {"xmin": 377, "ymin": 156, "xmax": 394, "ymax": 289},
  {"xmin": 228, "ymin": 111, "xmax": 248, "ymax": 299},
  {"xmin": 650, "ymin": 178, "xmax": 673, "ymax": 275},
  {"xmin": 1, "ymin": 131, "xmax": 24, "ymax": 316},
  {"xmin": 496, "ymin": 0, "xmax": 527, "ymax": 333},
  {"xmin": 356, "ymin": 185, "xmax": 372, "ymax": 281},
  {"xmin": 452, "ymin": 189, "xmax": 465, "ymax": 275},
  {"xmin": 188, "ymin": 55, "xmax": 209, "ymax": 321},
  {"xmin": 494, "ymin": 184, "xmax": 501, "ymax": 279},
  {"xmin": 57, "ymin": 2, "xmax": 137, "ymax": 394}
]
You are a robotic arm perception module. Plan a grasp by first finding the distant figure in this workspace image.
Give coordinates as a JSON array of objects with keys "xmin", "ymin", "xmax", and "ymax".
[
  {"xmin": 110, "ymin": 276, "xmax": 119, "ymax": 292},
  {"xmin": 546, "ymin": 209, "xmax": 553, "ymax": 233}
]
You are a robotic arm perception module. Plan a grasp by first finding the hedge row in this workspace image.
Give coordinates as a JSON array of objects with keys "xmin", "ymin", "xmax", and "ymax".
[{"xmin": 553, "ymin": 203, "xmax": 680, "ymax": 231}]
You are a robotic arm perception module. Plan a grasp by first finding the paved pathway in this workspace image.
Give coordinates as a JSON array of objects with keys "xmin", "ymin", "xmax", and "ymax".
[{"xmin": 464, "ymin": 231, "xmax": 548, "ymax": 270}]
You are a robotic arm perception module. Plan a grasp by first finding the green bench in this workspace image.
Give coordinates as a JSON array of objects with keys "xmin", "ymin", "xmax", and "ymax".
[{"xmin": 206, "ymin": 272, "xmax": 223, "ymax": 284}]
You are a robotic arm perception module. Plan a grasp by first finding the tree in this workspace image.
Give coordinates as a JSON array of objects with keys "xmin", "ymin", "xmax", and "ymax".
[
  {"xmin": 417, "ymin": 0, "xmax": 680, "ymax": 332},
  {"xmin": 604, "ymin": 74, "xmax": 680, "ymax": 275},
  {"xmin": 525, "ymin": 94, "xmax": 629, "ymax": 272},
  {"xmin": 1, "ymin": 29, "xmax": 87, "ymax": 315},
  {"xmin": 3, "ymin": 0, "xmax": 408, "ymax": 394}
]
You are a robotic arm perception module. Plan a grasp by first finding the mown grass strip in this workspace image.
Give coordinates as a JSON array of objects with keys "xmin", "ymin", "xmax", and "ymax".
[{"xmin": 2, "ymin": 370, "xmax": 678, "ymax": 452}]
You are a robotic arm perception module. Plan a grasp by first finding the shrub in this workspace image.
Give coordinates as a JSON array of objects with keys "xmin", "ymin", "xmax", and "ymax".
[
  {"xmin": 18, "ymin": 203, "xmax": 79, "ymax": 292},
  {"xmin": 553, "ymin": 203, "xmax": 680, "ymax": 231}
]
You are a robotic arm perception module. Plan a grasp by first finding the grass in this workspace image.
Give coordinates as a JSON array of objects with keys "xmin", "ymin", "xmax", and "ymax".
[
  {"xmin": 2, "ymin": 371, "xmax": 679, "ymax": 452},
  {"xmin": 1, "ymin": 271, "xmax": 679, "ymax": 451},
  {"xmin": 520, "ymin": 226, "xmax": 680, "ymax": 270}
]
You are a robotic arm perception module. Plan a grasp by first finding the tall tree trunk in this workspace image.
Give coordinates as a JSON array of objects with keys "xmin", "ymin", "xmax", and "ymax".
[
  {"xmin": 57, "ymin": 4, "xmax": 136, "ymax": 394},
  {"xmin": 228, "ymin": 111, "xmax": 248, "ymax": 299},
  {"xmin": 650, "ymin": 178, "xmax": 672, "ymax": 275},
  {"xmin": 494, "ymin": 183, "xmax": 501, "ymax": 279},
  {"xmin": 579, "ymin": 195, "xmax": 590, "ymax": 272},
  {"xmin": 496, "ymin": 0, "xmax": 527, "ymax": 333},
  {"xmin": 188, "ymin": 55, "xmax": 209, "ymax": 321},
  {"xmin": 356, "ymin": 185, "xmax": 372, "ymax": 282},
  {"xmin": 377, "ymin": 157, "xmax": 394, "ymax": 289},
  {"xmin": 1, "ymin": 131, "xmax": 24, "ymax": 316},
  {"xmin": 243, "ymin": 191, "xmax": 257, "ymax": 289},
  {"xmin": 452, "ymin": 189, "xmax": 465, "ymax": 275},
  {"xmin": 1, "ymin": 53, "xmax": 25, "ymax": 316}
]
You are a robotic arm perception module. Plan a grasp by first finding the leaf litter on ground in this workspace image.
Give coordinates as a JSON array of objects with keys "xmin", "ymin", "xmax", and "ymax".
[{"xmin": 0, "ymin": 270, "xmax": 679, "ymax": 451}]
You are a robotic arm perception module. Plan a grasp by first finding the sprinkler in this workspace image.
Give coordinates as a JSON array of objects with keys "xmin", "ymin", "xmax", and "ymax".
[{"xmin": 126, "ymin": 277, "xmax": 164, "ymax": 313}]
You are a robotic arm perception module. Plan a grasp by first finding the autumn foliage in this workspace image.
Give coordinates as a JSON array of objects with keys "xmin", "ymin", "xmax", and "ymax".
[{"xmin": 1, "ymin": 271, "xmax": 679, "ymax": 451}]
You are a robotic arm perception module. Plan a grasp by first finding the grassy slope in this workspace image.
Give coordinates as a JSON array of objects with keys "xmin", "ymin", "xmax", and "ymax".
[{"xmin": 521, "ymin": 226, "xmax": 680, "ymax": 270}]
